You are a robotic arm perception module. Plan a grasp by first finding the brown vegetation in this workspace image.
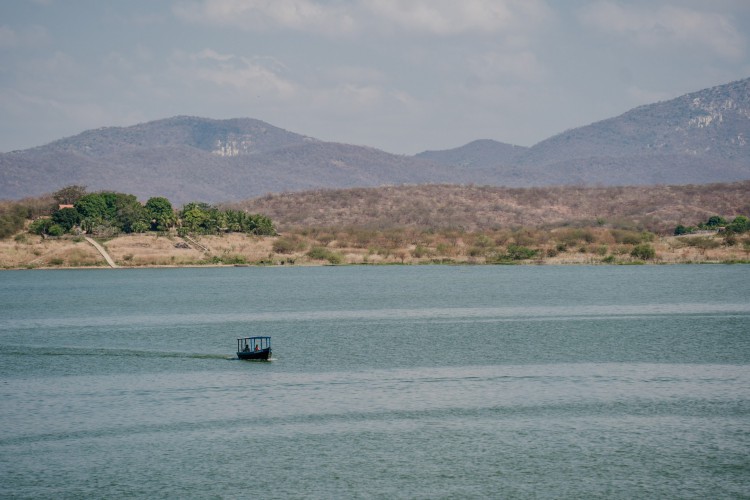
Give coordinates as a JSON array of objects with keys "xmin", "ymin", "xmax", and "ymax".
[
  {"xmin": 0, "ymin": 233, "xmax": 103, "ymax": 268},
  {"xmin": 226, "ymin": 182, "xmax": 750, "ymax": 233},
  {"xmin": 2, "ymin": 225, "xmax": 748, "ymax": 269},
  {"xmin": 2, "ymin": 181, "xmax": 749, "ymax": 269}
]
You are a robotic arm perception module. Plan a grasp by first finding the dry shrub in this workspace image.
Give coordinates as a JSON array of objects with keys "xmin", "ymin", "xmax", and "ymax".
[
  {"xmin": 611, "ymin": 229, "xmax": 644, "ymax": 245},
  {"xmin": 272, "ymin": 235, "xmax": 306, "ymax": 254},
  {"xmin": 229, "ymin": 181, "xmax": 750, "ymax": 234}
]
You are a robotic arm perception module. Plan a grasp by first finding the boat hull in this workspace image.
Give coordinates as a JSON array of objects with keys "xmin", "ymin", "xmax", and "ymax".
[{"xmin": 237, "ymin": 348, "xmax": 271, "ymax": 360}]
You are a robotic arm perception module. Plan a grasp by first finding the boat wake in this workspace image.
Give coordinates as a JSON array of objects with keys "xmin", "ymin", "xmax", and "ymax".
[
  {"xmin": 234, "ymin": 356, "xmax": 276, "ymax": 362},
  {"xmin": 1, "ymin": 345, "xmax": 230, "ymax": 360}
]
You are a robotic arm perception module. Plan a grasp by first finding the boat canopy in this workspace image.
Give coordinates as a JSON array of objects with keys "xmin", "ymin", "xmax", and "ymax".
[{"xmin": 237, "ymin": 336, "xmax": 271, "ymax": 353}]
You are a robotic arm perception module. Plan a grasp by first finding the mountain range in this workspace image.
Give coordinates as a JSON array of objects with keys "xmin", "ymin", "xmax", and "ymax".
[{"xmin": 1, "ymin": 77, "xmax": 749, "ymax": 205}]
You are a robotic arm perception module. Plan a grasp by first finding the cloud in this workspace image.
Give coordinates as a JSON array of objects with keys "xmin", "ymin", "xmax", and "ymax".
[
  {"xmin": 313, "ymin": 83, "xmax": 384, "ymax": 111},
  {"xmin": 0, "ymin": 50, "xmax": 148, "ymax": 149},
  {"xmin": 0, "ymin": 24, "xmax": 49, "ymax": 48},
  {"xmin": 173, "ymin": 49, "xmax": 298, "ymax": 99},
  {"xmin": 0, "ymin": 26, "xmax": 15, "ymax": 47},
  {"xmin": 173, "ymin": 0, "xmax": 357, "ymax": 35},
  {"xmin": 467, "ymin": 49, "xmax": 546, "ymax": 84},
  {"xmin": 579, "ymin": 2, "xmax": 744, "ymax": 60},
  {"xmin": 363, "ymin": 0, "xmax": 549, "ymax": 36},
  {"xmin": 173, "ymin": 0, "xmax": 550, "ymax": 37},
  {"xmin": 193, "ymin": 48, "xmax": 234, "ymax": 62},
  {"xmin": 324, "ymin": 66, "xmax": 387, "ymax": 85}
]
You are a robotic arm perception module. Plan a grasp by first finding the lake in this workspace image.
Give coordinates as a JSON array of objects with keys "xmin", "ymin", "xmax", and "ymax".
[{"xmin": 1, "ymin": 265, "xmax": 749, "ymax": 498}]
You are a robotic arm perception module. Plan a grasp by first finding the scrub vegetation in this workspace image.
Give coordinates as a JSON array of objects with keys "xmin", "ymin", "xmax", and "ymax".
[{"xmin": 1, "ymin": 182, "xmax": 749, "ymax": 268}]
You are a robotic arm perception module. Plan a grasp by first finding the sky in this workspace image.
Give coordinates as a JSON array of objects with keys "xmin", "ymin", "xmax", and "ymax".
[{"xmin": 1, "ymin": 0, "xmax": 750, "ymax": 155}]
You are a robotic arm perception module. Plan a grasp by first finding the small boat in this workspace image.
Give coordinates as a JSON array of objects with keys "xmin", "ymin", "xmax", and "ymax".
[{"xmin": 237, "ymin": 336, "xmax": 271, "ymax": 360}]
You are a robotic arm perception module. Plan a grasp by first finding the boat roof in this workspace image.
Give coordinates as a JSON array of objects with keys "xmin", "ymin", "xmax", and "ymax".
[{"xmin": 238, "ymin": 336, "xmax": 271, "ymax": 341}]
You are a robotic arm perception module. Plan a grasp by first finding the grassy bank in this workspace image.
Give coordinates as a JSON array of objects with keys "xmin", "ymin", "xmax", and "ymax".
[{"xmin": 3, "ymin": 227, "xmax": 749, "ymax": 269}]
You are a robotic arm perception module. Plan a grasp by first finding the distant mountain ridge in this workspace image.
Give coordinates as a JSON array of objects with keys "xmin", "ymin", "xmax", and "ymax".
[
  {"xmin": 37, "ymin": 116, "xmax": 315, "ymax": 156},
  {"xmin": 1, "ymin": 78, "xmax": 749, "ymax": 204},
  {"xmin": 417, "ymin": 139, "xmax": 527, "ymax": 168},
  {"xmin": 423, "ymin": 78, "xmax": 750, "ymax": 185},
  {"xmin": 1, "ymin": 116, "xmax": 459, "ymax": 204}
]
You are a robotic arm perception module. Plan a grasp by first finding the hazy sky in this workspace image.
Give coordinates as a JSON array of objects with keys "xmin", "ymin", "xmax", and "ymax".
[{"xmin": 2, "ymin": 0, "xmax": 749, "ymax": 154}]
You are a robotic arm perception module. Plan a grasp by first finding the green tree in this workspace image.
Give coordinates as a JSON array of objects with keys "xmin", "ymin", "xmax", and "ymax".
[
  {"xmin": 130, "ymin": 220, "xmax": 150, "ymax": 233},
  {"xmin": 180, "ymin": 202, "xmax": 213, "ymax": 233},
  {"xmin": 703, "ymin": 215, "xmax": 728, "ymax": 229},
  {"xmin": 115, "ymin": 199, "xmax": 148, "ymax": 233},
  {"xmin": 29, "ymin": 218, "xmax": 55, "ymax": 236},
  {"xmin": 674, "ymin": 224, "xmax": 694, "ymax": 236},
  {"xmin": 46, "ymin": 224, "xmax": 65, "ymax": 237},
  {"xmin": 243, "ymin": 213, "xmax": 276, "ymax": 235},
  {"xmin": 74, "ymin": 191, "xmax": 147, "ymax": 234},
  {"xmin": 107, "ymin": 193, "xmax": 144, "ymax": 232},
  {"xmin": 74, "ymin": 193, "xmax": 108, "ymax": 221},
  {"xmin": 727, "ymin": 215, "xmax": 749, "ymax": 234},
  {"xmin": 145, "ymin": 197, "xmax": 175, "ymax": 231},
  {"xmin": 51, "ymin": 207, "xmax": 81, "ymax": 232},
  {"xmin": 98, "ymin": 192, "xmax": 121, "ymax": 220}
]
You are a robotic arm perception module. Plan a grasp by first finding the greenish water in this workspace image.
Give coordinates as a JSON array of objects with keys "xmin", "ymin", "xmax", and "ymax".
[{"xmin": 1, "ymin": 265, "xmax": 749, "ymax": 498}]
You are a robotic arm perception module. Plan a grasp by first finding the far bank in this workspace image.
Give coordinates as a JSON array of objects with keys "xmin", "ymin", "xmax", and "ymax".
[{"xmin": 2, "ymin": 228, "xmax": 749, "ymax": 270}]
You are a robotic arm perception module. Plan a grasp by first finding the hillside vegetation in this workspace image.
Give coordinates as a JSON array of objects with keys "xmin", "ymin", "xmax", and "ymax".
[
  {"xmin": 227, "ymin": 182, "xmax": 750, "ymax": 233},
  {"xmin": 2, "ymin": 182, "xmax": 749, "ymax": 268}
]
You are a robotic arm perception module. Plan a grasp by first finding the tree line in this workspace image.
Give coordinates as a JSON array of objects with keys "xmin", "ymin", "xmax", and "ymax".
[
  {"xmin": 674, "ymin": 215, "xmax": 750, "ymax": 236},
  {"xmin": 22, "ymin": 185, "xmax": 275, "ymax": 237}
]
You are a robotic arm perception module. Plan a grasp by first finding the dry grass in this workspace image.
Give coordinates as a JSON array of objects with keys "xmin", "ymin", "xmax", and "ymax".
[
  {"xmin": 2, "ymin": 229, "xmax": 748, "ymax": 269},
  {"xmin": 105, "ymin": 233, "xmax": 276, "ymax": 267},
  {"xmin": 2, "ymin": 180, "xmax": 750, "ymax": 268},
  {"xmin": 0, "ymin": 233, "xmax": 102, "ymax": 269},
  {"xmin": 105, "ymin": 233, "xmax": 203, "ymax": 267}
]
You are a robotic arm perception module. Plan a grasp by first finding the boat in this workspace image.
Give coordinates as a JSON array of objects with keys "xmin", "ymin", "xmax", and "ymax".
[{"xmin": 237, "ymin": 336, "xmax": 271, "ymax": 360}]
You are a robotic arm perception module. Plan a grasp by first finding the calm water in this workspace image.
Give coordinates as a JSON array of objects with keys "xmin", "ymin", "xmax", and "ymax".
[{"xmin": 1, "ymin": 265, "xmax": 749, "ymax": 499}]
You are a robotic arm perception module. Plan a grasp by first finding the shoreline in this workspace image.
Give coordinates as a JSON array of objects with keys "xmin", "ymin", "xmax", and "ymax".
[
  {"xmin": 4, "ymin": 257, "xmax": 750, "ymax": 272},
  {"xmin": 5, "ymin": 263, "xmax": 749, "ymax": 272},
  {"xmin": 2, "ymin": 231, "xmax": 749, "ymax": 270}
]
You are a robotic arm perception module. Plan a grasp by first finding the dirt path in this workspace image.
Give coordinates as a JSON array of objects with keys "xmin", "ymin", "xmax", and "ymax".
[{"xmin": 85, "ymin": 237, "xmax": 118, "ymax": 268}]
